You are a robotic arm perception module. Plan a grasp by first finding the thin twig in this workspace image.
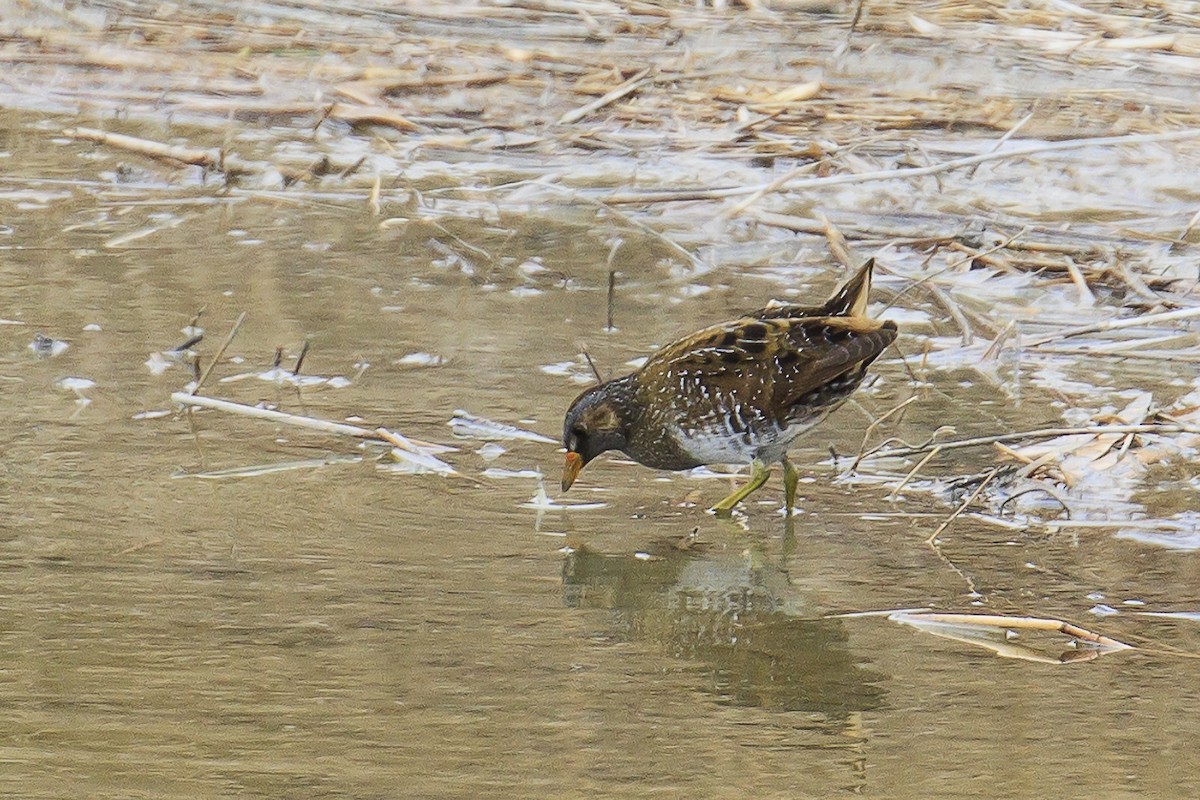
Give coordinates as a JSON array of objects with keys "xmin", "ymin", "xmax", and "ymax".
[
  {"xmin": 720, "ymin": 161, "xmax": 821, "ymax": 220},
  {"xmin": 170, "ymin": 392, "xmax": 451, "ymax": 454},
  {"xmin": 848, "ymin": 0, "xmax": 865, "ymax": 36},
  {"xmin": 927, "ymin": 467, "xmax": 1001, "ymax": 545},
  {"xmin": 581, "ymin": 349, "xmax": 604, "ymax": 385},
  {"xmin": 541, "ymin": 182, "xmax": 707, "ymax": 273},
  {"xmin": 965, "ymin": 111, "xmax": 1034, "ymax": 178},
  {"xmin": 887, "ymin": 445, "xmax": 942, "ymax": 501},
  {"xmin": 190, "ymin": 312, "xmax": 246, "ymax": 396},
  {"xmin": 606, "ymin": 269, "xmax": 617, "ymax": 332},
  {"xmin": 849, "ymin": 395, "xmax": 919, "ymax": 473},
  {"xmin": 998, "ymin": 487, "xmax": 1071, "ymax": 519},
  {"xmin": 945, "ymin": 226, "xmax": 1030, "ymax": 271},
  {"xmin": 558, "ymin": 66, "xmax": 652, "ymax": 125},
  {"xmin": 293, "ymin": 338, "xmax": 311, "ymax": 376}
]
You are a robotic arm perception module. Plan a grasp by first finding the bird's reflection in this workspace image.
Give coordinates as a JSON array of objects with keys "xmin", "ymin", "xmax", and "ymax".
[{"xmin": 562, "ymin": 530, "xmax": 887, "ymax": 717}]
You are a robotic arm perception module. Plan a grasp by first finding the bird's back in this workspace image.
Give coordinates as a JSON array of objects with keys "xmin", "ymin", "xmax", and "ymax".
[{"xmin": 626, "ymin": 261, "xmax": 896, "ymax": 467}]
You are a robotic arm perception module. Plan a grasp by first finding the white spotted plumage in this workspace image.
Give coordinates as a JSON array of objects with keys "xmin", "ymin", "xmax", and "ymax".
[{"xmin": 562, "ymin": 260, "xmax": 897, "ymax": 497}]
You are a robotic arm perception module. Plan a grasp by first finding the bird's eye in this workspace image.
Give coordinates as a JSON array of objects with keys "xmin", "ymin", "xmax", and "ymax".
[{"xmin": 572, "ymin": 426, "xmax": 586, "ymax": 439}]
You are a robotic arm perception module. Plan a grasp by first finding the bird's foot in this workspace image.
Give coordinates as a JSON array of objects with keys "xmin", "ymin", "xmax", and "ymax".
[{"xmin": 709, "ymin": 460, "xmax": 771, "ymax": 516}]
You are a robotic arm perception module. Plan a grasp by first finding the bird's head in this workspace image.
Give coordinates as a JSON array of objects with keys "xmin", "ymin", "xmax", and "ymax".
[{"xmin": 562, "ymin": 381, "xmax": 631, "ymax": 492}]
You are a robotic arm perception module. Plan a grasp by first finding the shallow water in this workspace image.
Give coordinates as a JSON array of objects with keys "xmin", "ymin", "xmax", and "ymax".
[
  {"xmin": 4, "ymin": 1, "xmax": 1200, "ymax": 795},
  {"xmin": 0, "ymin": 157, "xmax": 1197, "ymax": 799}
]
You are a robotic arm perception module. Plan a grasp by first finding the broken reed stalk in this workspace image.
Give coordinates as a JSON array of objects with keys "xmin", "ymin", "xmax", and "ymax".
[
  {"xmin": 1033, "ymin": 347, "xmax": 1200, "ymax": 364},
  {"xmin": 887, "ymin": 445, "xmax": 942, "ymax": 500},
  {"xmin": 817, "ymin": 211, "xmax": 856, "ymax": 269},
  {"xmin": 558, "ymin": 66, "xmax": 652, "ymax": 125},
  {"xmin": 901, "ymin": 612, "xmax": 1133, "ymax": 650},
  {"xmin": 926, "ymin": 466, "xmax": 1001, "ymax": 545},
  {"xmin": 62, "ymin": 126, "xmax": 305, "ymax": 181},
  {"xmin": 721, "ymin": 161, "xmax": 821, "ymax": 220},
  {"xmin": 872, "ymin": 422, "xmax": 1200, "ymax": 459},
  {"xmin": 923, "ymin": 280, "xmax": 974, "ymax": 346},
  {"xmin": 849, "ymin": 395, "xmax": 919, "ymax": 473},
  {"xmin": 190, "ymin": 311, "xmax": 246, "ymax": 395},
  {"xmin": 170, "ymin": 392, "xmax": 447, "ymax": 455},
  {"xmin": 606, "ymin": 269, "xmax": 616, "ymax": 331},
  {"xmin": 293, "ymin": 338, "xmax": 311, "ymax": 376}
]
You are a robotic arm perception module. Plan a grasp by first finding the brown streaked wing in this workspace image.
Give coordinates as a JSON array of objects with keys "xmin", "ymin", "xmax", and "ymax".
[
  {"xmin": 635, "ymin": 318, "xmax": 786, "ymax": 410},
  {"xmin": 639, "ymin": 315, "xmax": 894, "ymax": 418},
  {"xmin": 769, "ymin": 316, "xmax": 897, "ymax": 412},
  {"xmin": 640, "ymin": 320, "xmax": 756, "ymax": 393}
]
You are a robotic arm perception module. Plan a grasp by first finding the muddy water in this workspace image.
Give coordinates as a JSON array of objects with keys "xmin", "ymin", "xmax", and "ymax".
[{"xmin": 2, "ymin": 137, "xmax": 1200, "ymax": 799}]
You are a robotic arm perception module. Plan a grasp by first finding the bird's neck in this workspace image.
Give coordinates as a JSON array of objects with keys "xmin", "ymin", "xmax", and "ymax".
[{"xmin": 601, "ymin": 374, "xmax": 641, "ymax": 425}]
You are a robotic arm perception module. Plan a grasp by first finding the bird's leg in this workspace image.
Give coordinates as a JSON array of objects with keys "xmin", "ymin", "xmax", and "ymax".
[
  {"xmin": 782, "ymin": 455, "xmax": 800, "ymax": 516},
  {"xmin": 710, "ymin": 460, "xmax": 771, "ymax": 516}
]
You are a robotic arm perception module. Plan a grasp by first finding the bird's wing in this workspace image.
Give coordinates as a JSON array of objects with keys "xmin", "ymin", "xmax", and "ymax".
[
  {"xmin": 643, "ymin": 314, "xmax": 896, "ymax": 423},
  {"xmin": 768, "ymin": 316, "xmax": 897, "ymax": 413}
]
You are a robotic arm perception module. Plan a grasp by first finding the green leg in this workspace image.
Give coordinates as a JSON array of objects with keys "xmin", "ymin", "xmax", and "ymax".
[
  {"xmin": 782, "ymin": 455, "xmax": 800, "ymax": 516},
  {"xmin": 710, "ymin": 460, "xmax": 771, "ymax": 517}
]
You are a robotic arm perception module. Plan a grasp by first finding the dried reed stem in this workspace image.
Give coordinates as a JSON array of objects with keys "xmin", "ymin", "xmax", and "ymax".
[
  {"xmin": 899, "ymin": 612, "xmax": 1133, "ymax": 650},
  {"xmin": 190, "ymin": 312, "xmax": 246, "ymax": 396},
  {"xmin": 170, "ymin": 392, "xmax": 447, "ymax": 454}
]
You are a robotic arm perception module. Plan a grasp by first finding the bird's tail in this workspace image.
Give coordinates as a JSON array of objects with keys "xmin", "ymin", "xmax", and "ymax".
[{"xmin": 819, "ymin": 258, "xmax": 875, "ymax": 318}]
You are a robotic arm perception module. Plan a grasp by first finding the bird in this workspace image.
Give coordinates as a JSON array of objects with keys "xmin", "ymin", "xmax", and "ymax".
[{"xmin": 560, "ymin": 259, "xmax": 897, "ymax": 516}]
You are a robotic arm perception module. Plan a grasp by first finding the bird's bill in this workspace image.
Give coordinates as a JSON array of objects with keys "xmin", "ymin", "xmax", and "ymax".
[{"xmin": 561, "ymin": 452, "xmax": 583, "ymax": 492}]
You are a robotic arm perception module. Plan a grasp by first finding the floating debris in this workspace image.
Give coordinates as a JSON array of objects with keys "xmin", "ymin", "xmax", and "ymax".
[
  {"xmin": 57, "ymin": 376, "xmax": 96, "ymax": 412},
  {"xmin": 56, "ymin": 376, "xmax": 95, "ymax": 395},
  {"xmin": 890, "ymin": 612, "xmax": 1133, "ymax": 664},
  {"xmin": 482, "ymin": 468, "xmax": 542, "ymax": 479},
  {"xmin": 539, "ymin": 359, "xmax": 594, "ymax": 384},
  {"xmin": 30, "ymin": 334, "xmax": 69, "ymax": 358},
  {"xmin": 687, "ymin": 465, "xmax": 751, "ymax": 480},
  {"xmin": 1114, "ymin": 513, "xmax": 1200, "ymax": 550},
  {"xmin": 476, "ymin": 442, "xmax": 507, "ymax": 461},
  {"xmin": 394, "ymin": 352, "xmax": 447, "ymax": 367},
  {"xmin": 145, "ymin": 350, "xmax": 182, "ymax": 376},
  {"xmin": 132, "ymin": 409, "xmax": 173, "ymax": 420},
  {"xmin": 520, "ymin": 477, "xmax": 606, "ymax": 511},
  {"xmin": 449, "ymin": 409, "xmax": 556, "ymax": 443},
  {"xmin": 379, "ymin": 447, "xmax": 456, "ymax": 475},
  {"xmin": 539, "ymin": 361, "xmax": 576, "ymax": 376},
  {"xmin": 171, "ymin": 393, "xmax": 455, "ymax": 461},
  {"xmin": 1133, "ymin": 611, "xmax": 1200, "ymax": 622},
  {"xmin": 218, "ymin": 366, "xmax": 352, "ymax": 388}
]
